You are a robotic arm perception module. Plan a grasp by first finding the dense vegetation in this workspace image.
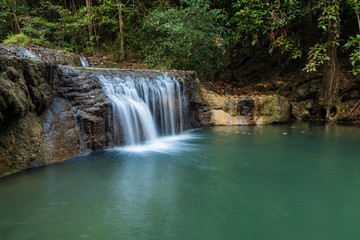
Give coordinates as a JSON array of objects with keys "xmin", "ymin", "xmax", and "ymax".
[{"xmin": 1, "ymin": 0, "xmax": 360, "ymax": 118}]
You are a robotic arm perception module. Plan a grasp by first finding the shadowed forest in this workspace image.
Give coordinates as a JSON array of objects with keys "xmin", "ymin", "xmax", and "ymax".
[{"xmin": 1, "ymin": 0, "xmax": 360, "ymax": 119}]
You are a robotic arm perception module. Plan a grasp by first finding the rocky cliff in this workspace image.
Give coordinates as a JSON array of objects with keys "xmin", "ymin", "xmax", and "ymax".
[
  {"xmin": 0, "ymin": 55, "xmax": 55, "ymax": 175},
  {"xmin": 0, "ymin": 55, "xmax": 114, "ymax": 176}
]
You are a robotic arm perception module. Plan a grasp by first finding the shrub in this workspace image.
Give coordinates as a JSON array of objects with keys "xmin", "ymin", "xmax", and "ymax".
[{"xmin": 3, "ymin": 33, "xmax": 35, "ymax": 46}]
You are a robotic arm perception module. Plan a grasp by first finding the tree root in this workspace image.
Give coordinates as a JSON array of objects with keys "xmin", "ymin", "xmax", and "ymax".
[
  {"xmin": 350, "ymin": 100, "xmax": 360, "ymax": 113},
  {"xmin": 326, "ymin": 105, "xmax": 339, "ymax": 121}
]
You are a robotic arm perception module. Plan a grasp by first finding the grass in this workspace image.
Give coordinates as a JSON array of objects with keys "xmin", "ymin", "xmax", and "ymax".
[{"xmin": 3, "ymin": 33, "xmax": 36, "ymax": 46}]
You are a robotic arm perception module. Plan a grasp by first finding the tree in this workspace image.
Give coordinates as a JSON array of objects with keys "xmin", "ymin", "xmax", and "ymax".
[
  {"xmin": 143, "ymin": 0, "xmax": 228, "ymax": 74},
  {"xmin": 233, "ymin": 0, "xmax": 306, "ymax": 59},
  {"xmin": 344, "ymin": 0, "xmax": 360, "ymax": 76},
  {"xmin": 117, "ymin": 0, "xmax": 124, "ymax": 61},
  {"xmin": 309, "ymin": 0, "xmax": 341, "ymax": 119},
  {"xmin": 0, "ymin": 0, "xmax": 12, "ymax": 39},
  {"xmin": 232, "ymin": 0, "xmax": 349, "ymax": 119},
  {"xmin": 85, "ymin": 0, "xmax": 93, "ymax": 39}
]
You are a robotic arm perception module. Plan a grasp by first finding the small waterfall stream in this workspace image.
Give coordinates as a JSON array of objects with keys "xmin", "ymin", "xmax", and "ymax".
[
  {"xmin": 98, "ymin": 72, "xmax": 186, "ymax": 145},
  {"xmin": 79, "ymin": 56, "xmax": 89, "ymax": 67}
]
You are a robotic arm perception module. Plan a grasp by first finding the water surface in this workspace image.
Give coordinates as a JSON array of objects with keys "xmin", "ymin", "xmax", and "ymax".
[{"xmin": 1, "ymin": 123, "xmax": 360, "ymax": 240}]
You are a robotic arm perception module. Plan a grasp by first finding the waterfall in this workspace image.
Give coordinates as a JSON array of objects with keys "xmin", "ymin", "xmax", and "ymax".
[
  {"xmin": 17, "ymin": 46, "xmax": 41, "ymax": 60},
  {"xmin": 98, "ymin": 72, "xmax": 186, "ymax": 146},
  {"xmin": 79, "ymin": 56, "xmax": 89, "ymax": 67}
]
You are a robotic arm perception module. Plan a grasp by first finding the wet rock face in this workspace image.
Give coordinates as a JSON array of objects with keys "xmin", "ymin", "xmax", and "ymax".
[
  {"xmin": 42, "ymin": 98, "xmax": 83, "ymax": 164},
  {"xmin": 178, "ymin": 72, "xmax": 211, "ymax": 127},
  {"xmin": 55, "ymin": 67, "xmax": 111, "ymax": 151},
  {"xmin": 0, "ymin": 113, "xmax": 44, "ymax": 175},
  {"xmin": 0, "ymin": 55, "xmax": 55, "ymax": 176},
  {"xmin": 0, "ymin": 55, "xmax": 112, "ymax": 176},
  {"xmin": 0, "ymin": 56, "xmax": 54, "ymax": 122}
]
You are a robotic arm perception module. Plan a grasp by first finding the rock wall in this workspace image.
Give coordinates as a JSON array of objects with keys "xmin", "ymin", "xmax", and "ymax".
[
  {"xmin": 280, "ymin": 71, "xmax": 360, "ymax": 123},
  {"xmin": 42, "ymin": 66, "xmax": 111, "ymax": 164},
  {"xmin": 0, "ymin": 56, "xmax": 113, "ymax": 176},
  {"xmin": 188, "ymin": 78, "xmax": 292, "ymax": 126},
  {"xmin": 0, "ymin": 55, "xmax": 55, "ymax": 176}
]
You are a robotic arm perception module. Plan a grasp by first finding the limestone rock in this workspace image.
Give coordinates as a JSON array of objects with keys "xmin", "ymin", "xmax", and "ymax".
[
  {"xmin": 195, "ymin": 85, "xmax": 291, "ymax": 125},
  {"xmin": 256, "ymin": 96, "xmax": 291, "ymax": 124},
  {"xmin": 291, "ymin": 102, "xmax": 311, "ymax": 120}
]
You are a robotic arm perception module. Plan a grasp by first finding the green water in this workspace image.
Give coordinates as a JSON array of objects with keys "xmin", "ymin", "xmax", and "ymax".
[{"xmin": 1, "ymin": 123, "xmax": 360, "ymax": 240}]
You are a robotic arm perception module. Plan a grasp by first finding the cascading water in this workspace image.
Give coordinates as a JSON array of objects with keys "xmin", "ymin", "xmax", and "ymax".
[
  {"xmin": 98, "ymin": 72, "xmax": 186, "ymax": 146},
  {"xmin": 7, "ymin": 46, "xmax": 41, "ymax": 60},
  {"xmin": 79, "ymin": 56, "xmax": 89, "ymax": 67}
]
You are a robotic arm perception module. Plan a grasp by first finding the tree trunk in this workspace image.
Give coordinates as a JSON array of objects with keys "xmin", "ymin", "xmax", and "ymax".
[
  {"xmin": 304, "ymin": 0, "xmax": 315, "ymax": 47},
  {"xmin": 71, "ymin": 0, "xmax": 77, "ymax": 13},
  {"xmin": 321, "ymin": 42, "xmax": 340, "ymax": 119},
  {"xmin": 321, "ymin": 0, "xmax": 341, "ymax": 120},
  {"xmin": 356, "ymin": 10, "xmax": 360, "ymax": 33},
  {"xmin": 117, "ymin": 0, "xmax": 124, "ymax": 61},
  {"xmin": 12, "ymin": 0, "xmax": 21, "ymax": 34},
  {"xmin": 86, "ymin": 0, "xmax": 93, "ymax": 40}
]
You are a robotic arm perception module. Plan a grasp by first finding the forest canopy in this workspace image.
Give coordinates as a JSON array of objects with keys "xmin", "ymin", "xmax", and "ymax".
[{"xmin": 1, "ymin": 0, "xmax": 360, "ymax": 79}]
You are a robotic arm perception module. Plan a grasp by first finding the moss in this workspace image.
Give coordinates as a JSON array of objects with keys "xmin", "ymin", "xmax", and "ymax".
[
  {"xmin": 0, "ymin": 129, "xmax": 16, "ymax": 176},
  {"xmin": 337, "ymin": 115, "xmax": 357, "ymax": 122},
  {"xmin": 0, "ymin": 95, "xmax": 6, "ymax": 123}
]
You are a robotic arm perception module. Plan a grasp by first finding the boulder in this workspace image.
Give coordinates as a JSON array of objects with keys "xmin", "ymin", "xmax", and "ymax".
[
  {"xmin": 291, "ymin": 102, "xmax": 311, "ymax": 120},
  {"xmin": 256, "ymin": 96, "xmax": 291, "ymax": 124}
]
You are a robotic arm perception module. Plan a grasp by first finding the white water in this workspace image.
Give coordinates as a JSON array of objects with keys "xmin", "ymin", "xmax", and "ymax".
[
  {"xmin": 113, "ymin": 132, "xmax": 198, "ymax": 154},
  {"xmin": 98, "ymin": 72, "xmax": 186, "ymax": 146},
  {"xmin": 18, "ymin": 46, "xmax": 41, "ymax": 60},
  {"xmin": 79, "ymin": 56, "xmax": 89, "ymax": 67}
]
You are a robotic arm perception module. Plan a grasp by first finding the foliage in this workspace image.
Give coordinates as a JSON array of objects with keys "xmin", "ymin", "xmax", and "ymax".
[
  {"xmin": 3, "ymin": 33, "xmax": 36, "ymax": 45},
  {"xmin": 344, "ymin": 35, "xmax": 360, "ymax": 75},
  {"xmin": 143, "ymin": 0, "xmax": 228, "ymax": 73},
  {"xmin": 19, "ymin": 2, "xmax": 89, "ymax": 51},
  {"xmin": 1, "ymin": 0, "xmax": 360, "ymax": 79},
  {"xmin": 304, "ymin": 43, "xmax": 330, "ymax": 72},
  {"xmin": 303, "ymin": 0, "xmax": 341, "ymax": 73},
  {"xmin": 344, "ymin": 0, "xmax": 360, "ymax": 75},
  {"xmin": 0, "ymin": 0, "xmax": 12, "ymax": 39},
  {"xmin": 233, "ymin": 0, "xmax": 306, "ymax": 58}
]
